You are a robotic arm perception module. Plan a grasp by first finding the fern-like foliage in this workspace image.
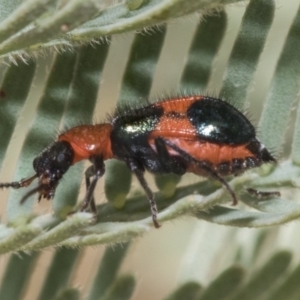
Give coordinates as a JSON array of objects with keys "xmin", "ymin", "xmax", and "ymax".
[{"xmin": 0, "ymin": 0, "xmax": 300, "ymax": 299}]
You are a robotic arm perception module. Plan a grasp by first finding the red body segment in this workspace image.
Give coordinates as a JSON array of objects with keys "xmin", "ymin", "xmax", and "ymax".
[
  {"xmin": 151, "ymin": 96, "xmax": 200, "ymax": 138},
  {"xmin": 149, "ymin": 139, "xmax": 254, "ymax": 170},
  {"xmin": 153, "ymin": 95, "xmax": 201, "ymax": 112},
  {"xmin": 59, "ymin": 124, "xmax": 114, "ymax": 163}
]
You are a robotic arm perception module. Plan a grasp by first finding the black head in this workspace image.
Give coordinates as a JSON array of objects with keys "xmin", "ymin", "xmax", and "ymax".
[{"xmin": 33, "ymin": 140, "xmax": 74, "ymax": 199}]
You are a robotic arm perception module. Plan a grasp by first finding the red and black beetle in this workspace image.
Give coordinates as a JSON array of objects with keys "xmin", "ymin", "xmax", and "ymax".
[{"xmin": 0, "ymin": 95, "xmax": 277, "ymax": 228}]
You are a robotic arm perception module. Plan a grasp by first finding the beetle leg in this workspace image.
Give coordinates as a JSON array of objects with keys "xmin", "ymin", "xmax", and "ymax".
[
  {"xmin": 127, "ymin": 159, "xmax": 160, "ymax": 228},
  {"xmin": 154, "ymin": 138, "xmax": 186, "ymax": 175},
  {"xmin": 246, "ymin": 188, "xmax": 280, "ymax": 199},
  {"xmin": 81, "ymin": 155, "xmax": 105, "ymax": 214},
  {"xmin": 156, "ymin": 137, "xmax": 238, "ymax": 205}
]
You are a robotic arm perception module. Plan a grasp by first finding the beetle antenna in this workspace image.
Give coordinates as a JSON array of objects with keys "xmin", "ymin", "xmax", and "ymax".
[{"xmin": 0, "ymin": 174, "xmax": 38, "ymax": 189}]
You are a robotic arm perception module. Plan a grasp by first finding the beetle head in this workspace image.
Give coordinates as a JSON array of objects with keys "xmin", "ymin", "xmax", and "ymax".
[{"xmin": 32, "ymin": 140, "xmax": 74, "ymax": 200}]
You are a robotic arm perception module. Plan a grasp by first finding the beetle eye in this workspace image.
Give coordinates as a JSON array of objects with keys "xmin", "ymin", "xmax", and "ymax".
[{"xmin": 57, "ymin": 153, "xmax": 65, "ymax": 163}]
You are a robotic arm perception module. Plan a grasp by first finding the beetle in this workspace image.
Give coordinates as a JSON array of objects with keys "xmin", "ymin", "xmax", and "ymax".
[{"xmin": 0, "ymin": 95, "xmax": 277, "ymax": 228}]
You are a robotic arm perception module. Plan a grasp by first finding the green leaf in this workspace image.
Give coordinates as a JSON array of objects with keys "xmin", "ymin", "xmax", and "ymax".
[
  {"xmin": 19, "ymin": 213, "xmax": 92, "ymax": 251},
  {"xmin": 0, "ymin": 0, "xmax": 23, "ymax": 23},
  {"xmin": 0, "ymin": 0, "xmax": 245, "ymax": 62},
  {"xmin": 51, "ymin": 288, "xmax": 80, "ymax": 300},
  {"xmin": 258, "ymin": 4, "xmax": 300, "ymax": 154},
  {"xmin": 105, "ymin": 160, "xmax": 132, "ymax": 209},
  {"xmin": 0, "ymin": 223, "xmax": 42, "ymax": 254},
  {"xmin": 0, "ymin": 253, "xmax": 39, "ymax": 300},
  {"xmin": 266, "ymin": 262, "xmax": 300, "ymax": 300},
  {"xmin": 0, "ymin": 0, "xmax": 57, "ymax": 43},
  {"xmin": 181, "ymin": 11, "xmax": 227, "ymax": 90},
  {"xmin": 70, "ymin": 0, "xmax": 240, "ymax": 42},
  {"xmin": 220, "ymin": 0, "xmax": 275, "ymax": 109},
  {"xmin": 100, "ymin": 274, "xmax": 136, "ymax": 300},
  {"xmin": 230, "ymin": 251, "xmax": 292, "ymax": 300},
  {"xmin": 88, "ymin": 243, "xmax": 130, "ymax": 300},
  {"xmin": 118, "ymin": 27, "xmax": 167, "ymax": 102},
  {"xmin": 164, "ymin": 282, "xmax": 202, "ymax": 300},
  {"xmin": 292, "ymin": 98, "xmax": 300, "ymax": 165},
  {"xmin": 155, "ymin": 173, "xmax": 181, "ymax": 198},
  {"xmin": 0, "ymin": 61, "xmax": 36, "ymax": 167},
  {"xmin": 0, "ymin": 0, "xmax": 103, "ymax": 56},
  {"xmin": 39, "ymin": 248, "xmax": 79, "ymax": 300},
  {"xmin": 199, "ymin": 266, "xmax": 245, "ymax": 300}
]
